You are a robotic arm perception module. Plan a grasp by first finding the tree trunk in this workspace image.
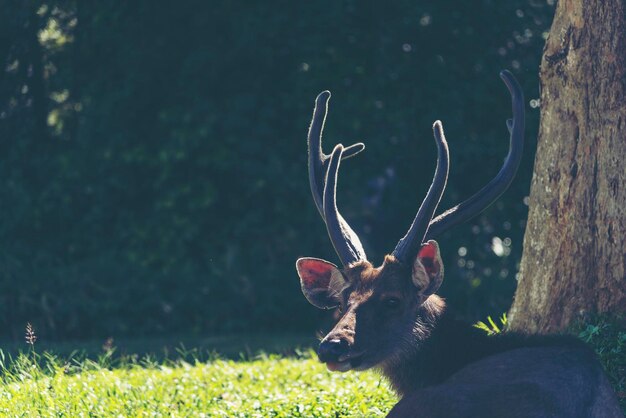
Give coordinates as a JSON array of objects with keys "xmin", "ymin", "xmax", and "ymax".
[{"xmin": 508, "ymin": 0, "xmax": 626, "ymax": 333}]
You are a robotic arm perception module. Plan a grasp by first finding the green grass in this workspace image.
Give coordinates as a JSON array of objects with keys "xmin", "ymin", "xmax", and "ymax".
[
  {"xmin": 1, "ymin": 317, "xmax": 622, "ymax": 416},
  {"xmin": 473, "ymin": 313, "xmax": 508, "ymax": 335},
  {"xmin": 574, "ymin": 316, "xmax": 626, "ymax": 411},
  {"xmin": 0, "ymin": 348, "xmax": 397, "ymax": 417}
]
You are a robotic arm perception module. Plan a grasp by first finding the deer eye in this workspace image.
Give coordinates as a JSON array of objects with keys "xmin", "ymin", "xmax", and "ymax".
[{"xmin": 382, "ymin": 297, "xmax": 401, "ymax": 309}]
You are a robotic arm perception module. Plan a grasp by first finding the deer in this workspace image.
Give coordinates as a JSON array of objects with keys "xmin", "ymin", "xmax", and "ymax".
[{"xmin": 295, "ymin": 71, "xmax": 622, "ymax": 418}]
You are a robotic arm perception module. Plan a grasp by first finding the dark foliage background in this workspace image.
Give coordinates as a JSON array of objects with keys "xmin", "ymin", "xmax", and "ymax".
[{"xmin": 0, "ymin": 1, "xmax": 555, "ymax": 341}]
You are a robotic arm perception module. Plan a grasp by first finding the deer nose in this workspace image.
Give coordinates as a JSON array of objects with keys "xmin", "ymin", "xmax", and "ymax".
[{"xmin": 318, "ymin": 338, "xmax": 349, "ymax": 363}]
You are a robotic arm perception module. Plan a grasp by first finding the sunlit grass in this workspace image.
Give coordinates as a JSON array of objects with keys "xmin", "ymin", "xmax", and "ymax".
[
  {"xmin": 0, "ymin": 349, "xmax": 397, "ymax": 417},
  {"xmin": 473, "ymin": 313, "xmax": 508, "ymax": 335}
]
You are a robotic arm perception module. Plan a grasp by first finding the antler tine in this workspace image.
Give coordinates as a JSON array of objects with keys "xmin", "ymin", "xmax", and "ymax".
[
  {"xmin": 392, "ymin": 121, "xmax": 450, "ymax": 264},
  {"xmin": 424, "ymin": 70, "xmax": 525, "ymax": 241},
  {"xmin": 323, "ymin": 144, "xmax": 368, "ymax": 266},
  {"xmin": 308, "ymin": 91, "xmax": 365, "ymax": 219}
]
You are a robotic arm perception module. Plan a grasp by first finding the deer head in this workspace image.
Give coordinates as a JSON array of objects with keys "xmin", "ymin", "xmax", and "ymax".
[{"xmin": 296, "ymin": 71, "xmax": 525, "ymax": 373}]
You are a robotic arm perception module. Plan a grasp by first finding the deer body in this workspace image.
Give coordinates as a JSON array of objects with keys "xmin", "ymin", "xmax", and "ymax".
[
  {"xmin": 382, "ymin": 302, "xmax": 618, "ymax": 417},
  {"xmin": 295, "ymin": 71, "xmax": 621, "ymax": 417},
  {"xmin": 388, "ymin": 343, "xmax": 619, "ymax": 418}
]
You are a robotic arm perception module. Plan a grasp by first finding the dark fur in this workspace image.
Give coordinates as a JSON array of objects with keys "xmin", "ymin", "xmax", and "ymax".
[
  {"xmin": 388, "ymin": 345, "xmax": 621, "ymax": 417},
  {"xmin": 374, "ymin": 301, "xmax": 621, "ymax": 418},
  {"xmin": 384, "ymin": 303, "xmax": 587, "ymax": 395}
]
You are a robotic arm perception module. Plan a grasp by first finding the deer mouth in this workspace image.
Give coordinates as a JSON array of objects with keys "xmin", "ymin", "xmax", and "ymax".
[{"xmin": 326, "ymin": 352, "xmax": 365, "ymax": 372}]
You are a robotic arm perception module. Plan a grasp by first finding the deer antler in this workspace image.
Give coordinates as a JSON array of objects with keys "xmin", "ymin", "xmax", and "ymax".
[
  {"xmin": 424, "ymin": 70, "xmax": 525, "ymax": 240},
  {"xmin": 392, "ymin": 121, "xmax": 450, "ymax": 263},
  {"xmin": 308, "ymin": 91, "xmax": 365, "ymax": 218},
  {"xmin": 393, "ymin": 70, "xmax": 524, "ymax": 264},
  {"xmin": 307, "ymin": 91, "xmax": 367, "ymax": 265},
  {"xmin": 322, "ymin": 144, "xmax": 368, "ymax": 265},
  {"xmin": 305, "ymin": 71, "xmax": 524, "ymax": 266}
]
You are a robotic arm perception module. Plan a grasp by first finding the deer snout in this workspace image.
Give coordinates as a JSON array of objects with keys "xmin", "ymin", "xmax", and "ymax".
[{"xmin": 318, "ymin": 338, "xmax": 349, "ymax": 363}]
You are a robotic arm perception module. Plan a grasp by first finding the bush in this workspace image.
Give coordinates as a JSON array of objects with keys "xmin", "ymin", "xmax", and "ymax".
[{"xmin": 0, "ymin": 1, "xmax": 555, "ymax": 339}]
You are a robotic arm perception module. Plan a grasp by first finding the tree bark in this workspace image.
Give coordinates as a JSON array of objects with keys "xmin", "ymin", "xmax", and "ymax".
[{"xmin": 508, "ymin": 0, "xmax": 626, "ymax": 333}]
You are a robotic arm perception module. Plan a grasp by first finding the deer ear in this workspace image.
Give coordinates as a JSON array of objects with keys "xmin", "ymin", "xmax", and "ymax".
[
  {"xmin": 412, "ymin": 240, "xmax": 444, "ymax": 297},
  {"xmin": 296, "ymin": 258, "xmax": 348, "ymax": 309}
]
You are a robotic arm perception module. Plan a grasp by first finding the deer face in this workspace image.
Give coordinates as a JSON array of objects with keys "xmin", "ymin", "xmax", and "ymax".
[{"xmin": 297, "ymin": 241, "xmax": 444, "ymax": 372}]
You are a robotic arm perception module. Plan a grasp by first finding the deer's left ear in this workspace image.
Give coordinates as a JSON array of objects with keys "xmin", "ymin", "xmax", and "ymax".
[
  {"xmin": 296, "ymin": 257, "xmax": 348, "ymax": 309},
  {"xmin": 412, "ymin": 240, "xmax": 444, "ymax": 297}
]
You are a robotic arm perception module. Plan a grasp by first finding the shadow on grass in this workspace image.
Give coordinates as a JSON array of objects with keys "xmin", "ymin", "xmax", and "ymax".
[{"xmin": 0, "ymin": 333, "xmax": 319, "ymax": 364}]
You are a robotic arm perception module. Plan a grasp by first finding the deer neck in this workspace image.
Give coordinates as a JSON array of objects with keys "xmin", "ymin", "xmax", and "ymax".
[{"xmin": 380, "ymin": 296, "xmax": 493, "ymax": 398}]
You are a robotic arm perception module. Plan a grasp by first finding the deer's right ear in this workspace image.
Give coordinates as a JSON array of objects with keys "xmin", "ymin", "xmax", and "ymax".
[{"xmin": 296, "ymin": 258, "xmax": 348, "ymax": 309}]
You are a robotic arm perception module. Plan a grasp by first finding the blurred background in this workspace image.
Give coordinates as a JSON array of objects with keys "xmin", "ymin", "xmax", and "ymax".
[{"xmin": 0, "ymin": 1, "xmax": 555, "ymax": 342}]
